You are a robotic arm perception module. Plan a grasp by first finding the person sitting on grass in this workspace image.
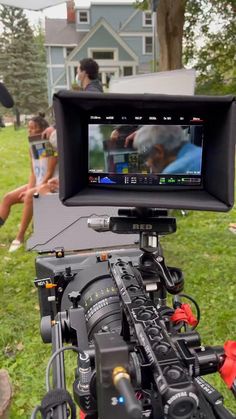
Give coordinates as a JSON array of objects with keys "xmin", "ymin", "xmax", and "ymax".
[
  {"xmin": 0, "ymin": 114, "xmax": 58, "ymax": 252},
  {"xmin": 229, "ymin": 223, "xmax": 236, "ymax": 234}
]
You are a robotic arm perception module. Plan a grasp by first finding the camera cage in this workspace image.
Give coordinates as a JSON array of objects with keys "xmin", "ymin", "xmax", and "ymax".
[
  {"xmin": 32, "ymin": 92, "xmax": 236, "ymax": 419},
  {"xmin": 54, "ymin": 91, "xmax": 235, "ymax": 212}
]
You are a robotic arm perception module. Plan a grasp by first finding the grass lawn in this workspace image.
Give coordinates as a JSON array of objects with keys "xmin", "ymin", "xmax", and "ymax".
[{"xmin": 0, "ymin": 126, "xmax": 235, "ymax": 418}]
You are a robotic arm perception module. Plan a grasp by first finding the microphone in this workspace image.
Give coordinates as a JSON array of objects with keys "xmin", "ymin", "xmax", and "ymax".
[{"xmin": 0, "ymin": 82, "xmax": 14, "ymax": 108}]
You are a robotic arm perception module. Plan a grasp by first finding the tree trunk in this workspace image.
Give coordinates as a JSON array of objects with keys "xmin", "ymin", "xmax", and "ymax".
[
  {"xmin": 156, "ymin": 0, "xmax": 186, "ymax": 71},
  {"xmin": 14, "ymin": 107, "xmax": 20, "ymax": 129}
]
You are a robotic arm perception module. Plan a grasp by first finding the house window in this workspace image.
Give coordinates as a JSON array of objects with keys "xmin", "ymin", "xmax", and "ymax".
[
  {"xmin": 123, "ymin": 67, "xmax": 133, "ymax": 76},
  {"xmin": 143, "ymin": 11, "xmax": 152, "ymax": 26},
  {"xmin": 92, "ymin": 51, "xmax": 114, "ymax": 60},
  {"xmin": 78, "ymin": 10, "xmax": 89, "ymax": 23},
  {"xmin": 144, "ymin": 36, "xmax": 153, "ymax": 54}
]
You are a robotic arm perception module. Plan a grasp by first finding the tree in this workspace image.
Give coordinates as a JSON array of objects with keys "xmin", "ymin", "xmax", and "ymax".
[
  {"xmin": 0, "ymin": 6, "xmax": 48, "ymax": 119},
  {"xmin": 135, "ymin": 0, "xmax": 236, "ymax": 94},
  {"xmin": 156, "ymin": 0, "xmax": 186, "ymax": 71},
  {"xmin": 184, "ymin": 1, "xmax": 236, "ymax": 95},
  {"xmin": 135, "ymin": 0, "xmax": 186, "ymax": 70}
]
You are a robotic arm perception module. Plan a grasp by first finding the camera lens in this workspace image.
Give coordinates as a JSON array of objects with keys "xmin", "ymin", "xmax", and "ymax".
[
  {"xmin": 79, "ymin": 277, "xmax": 120, "ymax": 339},
  {"xmin": 60, "ymin": 261, "xmax": 121, "ymax": 340}
]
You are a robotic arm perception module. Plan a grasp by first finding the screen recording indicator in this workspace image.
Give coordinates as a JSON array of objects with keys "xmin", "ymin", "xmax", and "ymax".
[{"xmin": 88, "ymin": 123, "xmax": 203, "ymax": 187}]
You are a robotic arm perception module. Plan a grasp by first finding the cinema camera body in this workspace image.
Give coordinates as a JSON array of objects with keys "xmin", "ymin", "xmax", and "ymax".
[{"xmin": 33, "ymin": 92, "xmax": 236, "ymax": 419}]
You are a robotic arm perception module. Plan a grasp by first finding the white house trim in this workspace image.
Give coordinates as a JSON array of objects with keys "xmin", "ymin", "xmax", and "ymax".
[
  {"xmin": 119, "ymin": 32, "xmax": 153, "ymax": 37},
  {"xmin": 45, "ymin": 44, "xmax": 78, "ymax": 47},
  {"xmin": 119, "ymin": 9, "xmax": 139, "ymax": 32},
  {"xmin": 53, "ymin": 71, "xmax": 66, "ymax": 86},
  {"xmin": 142, "ymin": 11, "xmax": 153, "ymax": 27},
  {"xmin": 47, "ymin": 64, "xmax": 65, "ymax": 68},
  {"xmin": 78, "ymin": 9, "xmax": 90, "ymax": 24},
  {"xmin": 48, "ymin": 46, "xmax": 53, "ymax": 94},
  {"xmin": 89, "ymin": 2, "xmax": 133, "ymax": 5},
  {"xmin": 87, "ymin": 47, "xmax": 119, "ymax": 62},
  {"xmin": 68, "ymin": 18, "xmax": 138, "ymax": 63},
  {"xmin": 65, "ymin": 62, "xmax": 70, "ymax": 89},
  {"xmin": 142, "ymin": 35, "xmax": 153, "ymax": 55},
  {"xmin": 76, "ymin": 29, "xmax": 90, "ymax": 32},
  {"xmin": 118, "ymin": 60, "xmax": 136, "ymax": 66}
]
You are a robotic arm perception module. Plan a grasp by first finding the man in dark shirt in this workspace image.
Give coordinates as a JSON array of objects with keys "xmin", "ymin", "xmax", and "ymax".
[{"xmin": 77, "ymin": 58, "xmax": 103, "ymax": 92}]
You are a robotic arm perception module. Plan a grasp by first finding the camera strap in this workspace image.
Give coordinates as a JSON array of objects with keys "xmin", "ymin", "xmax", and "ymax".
[{"xmin": 38, "ymin": 388, "xmax": 77, "ymax": 418}]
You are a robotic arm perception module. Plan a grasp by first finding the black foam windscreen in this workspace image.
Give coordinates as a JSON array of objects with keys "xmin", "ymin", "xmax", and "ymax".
[{"xmin": 0, "ymin": 82, "xmax": 14, "ymax": 108}]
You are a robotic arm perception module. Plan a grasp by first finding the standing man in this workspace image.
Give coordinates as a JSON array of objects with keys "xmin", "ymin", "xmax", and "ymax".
[
  {"xmin": 42, "ymin": 58, "xmax": 103, "ymax": 140},
  {"xmin": 77, "ymin": 58, "xmax": 103, "ymax": 92}
]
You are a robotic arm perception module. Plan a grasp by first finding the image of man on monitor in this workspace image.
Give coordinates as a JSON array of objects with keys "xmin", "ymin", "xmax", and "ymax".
[
  {"xmin": 132, "ymin": 125, "xmax": 202, "ymax": 175},
  {"xmin": 89, "ymin": 124, "xmax": 203, "ymax": 176}
]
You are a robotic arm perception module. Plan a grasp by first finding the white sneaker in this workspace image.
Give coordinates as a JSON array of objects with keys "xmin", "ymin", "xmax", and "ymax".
[{"xmin": 9, "ymin": 240, "xmax": 23, "ymax": 252}]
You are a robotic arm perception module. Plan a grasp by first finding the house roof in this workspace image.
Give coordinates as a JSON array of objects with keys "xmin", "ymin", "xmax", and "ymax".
[
  {"xmin": 45, "ymin": 18, "xmax": 86, "ymax": 46},
  {"xmin": 89, "ymin": 1, "xmax": 134, "ymax": 5},
  {"xmin": 0, "ymin": 0, "xmax": 64, "ymax": 10}
]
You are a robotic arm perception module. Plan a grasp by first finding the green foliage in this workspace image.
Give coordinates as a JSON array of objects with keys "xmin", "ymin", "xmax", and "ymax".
[
  {"xmin": 0, "ymin": 6, "xmax": 48, "ymax": 117},
  {"xmin": 194, "ymin": 23, "xmax": 236, "ymax": 95},
  {"xmin": 0, "ymin": 126, "xmax": 235, "ymax": 417},
  {"xmin": 184, "ymin": 0, "xmax": 236, "ymax": 94},
  {"xmin": 134, "ymin": 0, "xmax": 151, "ymax": 10},
  {"xmin": 134, "ymin": 0, "xmax": 236, "ymax": 94}
]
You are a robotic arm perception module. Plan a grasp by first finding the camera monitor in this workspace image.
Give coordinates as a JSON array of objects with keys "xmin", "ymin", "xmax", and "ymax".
[
  {"xmin": 88, "ymin": 123, "xmax": 203, "ymax": 186},
  {"xmin": 54, "ymin": 91, "xmax": 235, "ymax": 211}
]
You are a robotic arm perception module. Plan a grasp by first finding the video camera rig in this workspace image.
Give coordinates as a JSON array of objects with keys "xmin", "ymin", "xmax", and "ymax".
[
  {"xmin": 33, "ymin": 208, "xmax": 236, "ymax": 419},
  {"xmin": 32, "ymin": 93, "xmax": 236, "ymax": 418}
]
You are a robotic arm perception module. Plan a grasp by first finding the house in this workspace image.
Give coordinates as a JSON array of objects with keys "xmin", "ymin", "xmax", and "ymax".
[{"xmin": 45, "ymin": 0, "xmax": 158, "ymax": 102}]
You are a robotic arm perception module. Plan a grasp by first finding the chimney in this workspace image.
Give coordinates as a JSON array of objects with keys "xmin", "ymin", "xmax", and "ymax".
[{"xmin": 67, "ymin": 0, "xmax": 76, "ymax": 24}]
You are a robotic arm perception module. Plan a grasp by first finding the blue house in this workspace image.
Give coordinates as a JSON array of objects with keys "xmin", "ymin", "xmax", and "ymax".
[{"xmin": 45, "ymin": 1, "xmax": 157, "ymax": 101}]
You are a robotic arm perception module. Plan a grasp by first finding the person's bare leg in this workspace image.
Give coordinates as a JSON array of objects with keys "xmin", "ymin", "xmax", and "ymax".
[
  {"xmin": 13, "ymin": 183, "xmax": 53, "ymax": 243},
  {"xmin": 229, "ymin": 223, "xmax": 236, "ymax": 234},
  {"xmin": 14, "ymin": 187, "xmax": 38, "ymax": 243},
  {"xmin": 0, "ymin": 185, "xmax": 27, "ymax": 224}
]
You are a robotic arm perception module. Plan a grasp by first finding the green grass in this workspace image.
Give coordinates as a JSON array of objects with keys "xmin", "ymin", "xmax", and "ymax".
[{"xmin": 0, "ymin": 126, "xmax": 235, "ymax": 417}]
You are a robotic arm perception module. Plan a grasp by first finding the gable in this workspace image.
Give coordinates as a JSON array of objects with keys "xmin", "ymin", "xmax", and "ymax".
[
  {"xmin": 90, "ymin": 4, "xmax": 135, "ymax": 31},
  {"xmin": 69, "ymin": 19, "xmax": 138, "ymax": 63},
  {"xmin": 120, "ymin": 10, "xmax": 152, "ymax": 33}
]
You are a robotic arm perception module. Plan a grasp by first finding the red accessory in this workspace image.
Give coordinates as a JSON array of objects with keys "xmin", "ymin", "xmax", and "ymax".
[
  {"xmin": 171, "ymin": 303, "xmax": 198, "ymax": 327},
  {"xmin": 80, "ymin": 412, "xmax": 86, "ymax": 419},
  {"xmin": 220, "ymin": 340, "xmax": 236, "ymax": 388}
]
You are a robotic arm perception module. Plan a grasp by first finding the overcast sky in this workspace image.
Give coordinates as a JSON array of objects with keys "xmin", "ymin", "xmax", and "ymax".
[{"xmin": 25, "ymin": 0, "xmax": 134, "ymax": 26}]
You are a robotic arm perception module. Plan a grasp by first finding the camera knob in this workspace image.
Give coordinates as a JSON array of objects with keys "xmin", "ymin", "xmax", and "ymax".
[{"xmin": 68, "ymin": 291, "xmax": 81, "ymax": 308}]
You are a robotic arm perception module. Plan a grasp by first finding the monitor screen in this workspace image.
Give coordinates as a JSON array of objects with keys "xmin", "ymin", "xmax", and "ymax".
[
  {"xmin": 88, "ymin": 112, "xmax": 204, "ymax": 189},
  {"xmin": 54, "ymin": 91, "xmax": 235, "ymax": 211}
]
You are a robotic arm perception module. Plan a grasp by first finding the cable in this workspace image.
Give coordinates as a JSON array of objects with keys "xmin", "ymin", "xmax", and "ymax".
[
  {"xmin": 46, "ymin": 345, "xmax": 85, "ymax": 392},
  {"xmin": 30, "ymin": 405, "xmax": 42, "ymax": 419},
  {"xmin": 178, "ymin": 293, "xmax": 201, "ymax": 330},
  {"xmin": 31, "ymin": 346, "xmax": 82, "ymax": 418}
]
